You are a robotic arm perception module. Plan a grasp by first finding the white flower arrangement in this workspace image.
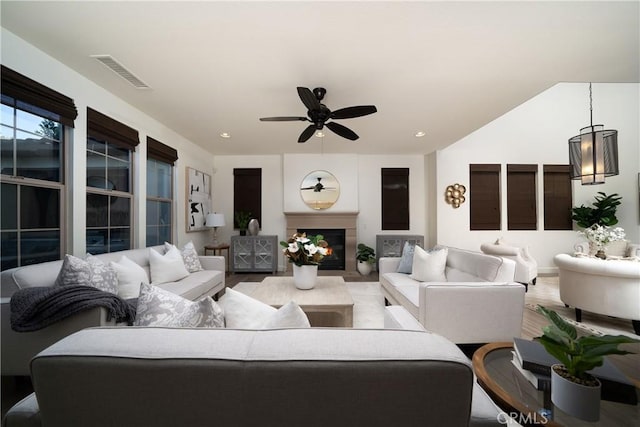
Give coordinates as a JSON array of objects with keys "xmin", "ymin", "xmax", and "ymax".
[
  {"xmin": 280, "ymin": 232, "xmax": 331, "ymax": 266},
  {"xmin": 580, "ymin": 225, "xmax": 626, "ymax": 249}
]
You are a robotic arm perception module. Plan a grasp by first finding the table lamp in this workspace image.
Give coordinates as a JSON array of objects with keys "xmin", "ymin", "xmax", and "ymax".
[{"xmin": 205, "ymin": 213, "xmax": 225, "ymax": 245}]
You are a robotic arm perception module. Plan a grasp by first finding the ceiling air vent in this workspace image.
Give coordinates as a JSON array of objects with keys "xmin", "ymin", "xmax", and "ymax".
[{"xmin": 91, "ymin": 55, "xmax": 150, "ymax": 89}]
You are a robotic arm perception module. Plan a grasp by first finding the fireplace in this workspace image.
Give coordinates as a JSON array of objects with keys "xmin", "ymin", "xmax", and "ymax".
[
  {"xmin": 298, "ymin": 228, "xmax": 345, "ymax": 270},
  {"xmin": 284, "ymin": 212, "xmax": 358, "ymax": 271}
]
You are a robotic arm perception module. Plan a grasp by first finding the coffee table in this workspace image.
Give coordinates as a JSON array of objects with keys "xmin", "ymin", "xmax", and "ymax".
[
  {"xmin": 250, "ymin": 276, "xmax": 354, "ymax": 327},
  {"xmin": 473, "ymin": 342, "xmax": 640, "ymax": 427}
]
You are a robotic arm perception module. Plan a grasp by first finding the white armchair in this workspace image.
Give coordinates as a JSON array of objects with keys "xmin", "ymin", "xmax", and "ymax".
[{"xmin": 480, "ymin": 239, "xmax": 537, "ymax": 289}]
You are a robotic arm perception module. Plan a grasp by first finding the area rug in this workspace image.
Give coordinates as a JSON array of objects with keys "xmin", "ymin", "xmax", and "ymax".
[{"xmin": 232, "ymin": 281, "xmax": 384, "ymax": 328}]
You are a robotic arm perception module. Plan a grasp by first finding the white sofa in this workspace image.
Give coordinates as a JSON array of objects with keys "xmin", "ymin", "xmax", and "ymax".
[
  {"xmin": 554, "ymin": 253, "xmax": 640, "ymax": 335},
  {"xmin": 380, "ymin": 245, "xmax": 526, "ymax": 344},
  {"xmin": 1, "ymin": 245, "xmax": 226, "ymax": 376}
]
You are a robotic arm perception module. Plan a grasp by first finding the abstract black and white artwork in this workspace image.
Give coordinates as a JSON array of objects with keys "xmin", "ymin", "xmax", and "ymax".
[{"xmin": 186, "ymin": 167, "xmax": 211, "ymax": 232}]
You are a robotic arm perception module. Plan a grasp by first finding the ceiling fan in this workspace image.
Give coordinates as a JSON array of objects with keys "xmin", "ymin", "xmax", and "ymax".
[
  {"xmin": 260, "ymin": 87, "xmax": 377, "ymax": 143},
  {"xmin": 301, "ymin": 177, "xmax": 336, "ymax": 193}
]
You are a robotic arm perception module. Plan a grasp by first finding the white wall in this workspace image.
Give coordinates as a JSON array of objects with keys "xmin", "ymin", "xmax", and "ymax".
[
  {"xmin": 2, "ymin": 29, "xmax": 216, "ymax": 255},
  {"xmin": 436, "ymin": 83, "xmax": 639, "ymax": 273}
]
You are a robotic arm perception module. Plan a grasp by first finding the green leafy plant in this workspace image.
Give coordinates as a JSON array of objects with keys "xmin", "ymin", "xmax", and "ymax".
[
  {"xmin": 234, "ymin": 210, "xmax": 252, "ymax": 230},
  {"xmin": 571, "ymin": 192, "xmax": 622, "ymax": 228},
  {"xmin": 356, "ymin": 243, "xmax": 375, "ymax": 264},
  {"xmin": 535, "ymin": 306, "xmax": 638, "ymax": 380}
]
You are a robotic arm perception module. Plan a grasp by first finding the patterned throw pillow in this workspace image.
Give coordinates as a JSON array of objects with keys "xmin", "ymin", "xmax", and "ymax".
[
  {"xmin": 396, "ymin": 241, "xmax": 417, "ymax": 274},
  {"xmin": 165, "ymin": 241, "xmax": 203, "ymax": 273},
  {"xmin": 85, "ymin": 254, "xmax": 118, "ymax": 294},
  {"xmin": 55, "ymin": 254, "xmax": 118, "ymax": 294},
  {"xmin": 134, "ymin": 283, "xmax": 224, "ymax": 328}
]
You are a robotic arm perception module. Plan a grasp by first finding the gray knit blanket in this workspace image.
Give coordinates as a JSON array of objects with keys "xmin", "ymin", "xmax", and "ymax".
[{"xmin": 10, "ymin": 285, "xmax": 136, "ymax": 332}]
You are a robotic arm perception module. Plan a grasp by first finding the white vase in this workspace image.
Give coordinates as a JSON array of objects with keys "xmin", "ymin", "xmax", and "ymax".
[
  {"xmin": 551, "ymin": 364, "xmax": 601, "ymax": 422},
  {"xmin": 292, "ymin": 264, "xmax": 318, "ymax": 290},
  {"xmin": 357, "ymin": 260, "xmax": 372, "ymax": 275}
]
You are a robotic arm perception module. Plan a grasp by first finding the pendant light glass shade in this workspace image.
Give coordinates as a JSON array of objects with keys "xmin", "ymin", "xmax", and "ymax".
[{"xmin": 568, "ymin": 84, "xmax": 619, "ymax": 185}]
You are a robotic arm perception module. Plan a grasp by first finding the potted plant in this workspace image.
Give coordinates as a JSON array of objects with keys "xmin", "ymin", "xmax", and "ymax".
[
  {"xmin": 356, "ymin": 243, "xmax": 375, "ymax": 275},
  {"xmin": 280, "ymin": 232, "xmax": 330, "ymax": 290},
  {"xmin": 234, "ymin": 211, "xmax": 251, "ymax": 236},
  {"xmin": 571, "ymin": 192, "xmax": 622, "ymax": 229},
  {"xmin": 535, "ymin": 305, "xmax": 638, "ymax": 421}
]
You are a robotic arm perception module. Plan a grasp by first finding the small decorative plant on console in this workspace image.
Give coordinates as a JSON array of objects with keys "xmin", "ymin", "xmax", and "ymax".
[
  {"xmin": 356, "ymin": 243, "xmax": 375, "ymax": 275},
  {"xmin": 234, "ymin": 211, "xmax": 251, "ymax": 236},
  {"xmin": 536, "ymin": 305, "xmax": 639, "ymax": 421},
  {"xmin": 281, "ymin": 233, "xmax": 330, "ymax": 289}
]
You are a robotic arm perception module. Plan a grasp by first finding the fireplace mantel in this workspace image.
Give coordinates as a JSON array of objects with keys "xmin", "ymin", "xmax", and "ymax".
[{"xmin": 284, "ymin": 212, "xmax": 358, "ymax": 271}]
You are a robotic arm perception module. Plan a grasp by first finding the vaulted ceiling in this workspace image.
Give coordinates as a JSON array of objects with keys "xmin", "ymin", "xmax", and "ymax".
[{"xmin": 2, "ymin": 1, "xmax": 638, "ymax": 155}]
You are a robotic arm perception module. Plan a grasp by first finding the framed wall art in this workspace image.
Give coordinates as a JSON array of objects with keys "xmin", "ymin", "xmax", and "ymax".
[{"xmin": 186, "ymin": 167, "xmax": 211, "ymax": 232}]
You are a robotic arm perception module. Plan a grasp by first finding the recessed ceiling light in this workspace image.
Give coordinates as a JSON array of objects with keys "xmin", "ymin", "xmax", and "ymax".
[
  {"xmin": 315, "ymin": 131, "xmax": 325, "ymax": 138},
  {"xmin": 220, "ymin": 132, "xmax": 231, "ymax": 138},
  {"xmin": 415, "ymin": 131, "xmax": 426, "ymax": 137}
]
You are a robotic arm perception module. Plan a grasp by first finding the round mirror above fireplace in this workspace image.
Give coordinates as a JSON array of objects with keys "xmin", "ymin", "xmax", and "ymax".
[{"xmin": 300, "ymin": 170, "xmax": 340, "ymax": 210}]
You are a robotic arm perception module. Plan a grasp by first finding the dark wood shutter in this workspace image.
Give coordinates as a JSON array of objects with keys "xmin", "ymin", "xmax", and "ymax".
[
  {"xmin": 233, "ymin": 168, "xmax": 262, "ymax": 228},
  {"xmin": 507, "ymin": 164, "xmax": 537, "ymax": 230},
  {"xmin": 544, "ymin": 165, "xmax": 572, "ymax": 230},
  {"xmin": 1, "ymin": 65, "xmax": 78, "ymax": 127},
  {"xmin": 381, "ymin": 168, "xmax": 409, "ymax": 230},
  {"xmin": 470, "ymin": 164, "xmax": 501, "ymax": 230},
  {"xmin": 87, "ymin": 108, "xmax": 139, "ymax": 150},
  {"xmin": 147, "ymin": 137, "xmax": 178, "ymax": 164}
]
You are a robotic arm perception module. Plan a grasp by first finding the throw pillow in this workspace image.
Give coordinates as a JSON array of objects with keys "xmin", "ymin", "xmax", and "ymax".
[
  {"xmin": 134, "ymin": 283, "xmax": 224, "ymax": 328},
  {"xmin": 110, "ymin": 255, "xmax": 149, "ymax": 299},
  {"xmin": 409, "ymin": 246, "xmax": 448, "ymax": 282},
  {"xmin": 55, "ymin": 254, "xmax": 92, "ymax": 287},
  {"xmin": 85, "ymin": 254, "xmax": 118, "ymax": 294},
  {"xmin": 164, "ymin": 241, "xmax": 203, "ymax": 273},
  {"xmin": 218, "ymin": 288, "xmax": 277, "ymax": 329},
  {"xmin": 396, "ymin": 241, "xmax": 417, "ymax": 274},
  {"xmin": 263, "ymin": 300, "xmax": 311, "ymax": 328},
  {"xmin": 149, "ymin": 246, "xmax": 190, "ymax": 284}
]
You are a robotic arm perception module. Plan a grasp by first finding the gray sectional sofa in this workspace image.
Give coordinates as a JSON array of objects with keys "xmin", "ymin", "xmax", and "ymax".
[
  {"xmin": 3, "ymin": 326, "xmax": 506, "ymax": 427},
  {"xmin": 1, "ymin": 245, "xmax": 225, "ymax": 376}
]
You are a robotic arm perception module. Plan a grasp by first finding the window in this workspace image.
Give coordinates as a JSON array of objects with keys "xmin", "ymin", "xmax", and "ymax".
[
  {"xmin": 146, "ymin": 137, "xmax": 177, "ymax": 246},
  {"xmin": 233, "ymin": 168, "xmax": 261, "ymax": 229},
  {"xmin": 381, "ymin": 168, "xmax": 409, "ymax": 230},
  {"xmin": 1, "ymin": 66, "xmax": 77, "ymax": 270},
  {"xmin": 544, "ymin": 165, "xmax": 572, "ymax": 230},
  {"xmin": 507, "ymin": 165, "xmax": 537, "ymax": 230},
  {"xmin": 470, "ymin": 164, "xmax": 501, "ymax": 230},
  {"xmin": 86, "ymin": 108, "xmax": 138, "ymax": 254}
]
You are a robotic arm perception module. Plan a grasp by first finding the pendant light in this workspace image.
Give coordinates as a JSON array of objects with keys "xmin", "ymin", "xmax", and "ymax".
[{"xmin": 568, "ymin": 83, "xmax": 619, "ymax": 185}]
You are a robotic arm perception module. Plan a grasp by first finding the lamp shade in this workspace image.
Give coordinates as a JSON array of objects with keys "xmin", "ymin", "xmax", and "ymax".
[
  {"xmin": 568, "ymin": 124, "xmax": 619, "ymax": 185},
  {"xmin": 205, "ymin": 213, "xmax": 226, "ymax": 228}
]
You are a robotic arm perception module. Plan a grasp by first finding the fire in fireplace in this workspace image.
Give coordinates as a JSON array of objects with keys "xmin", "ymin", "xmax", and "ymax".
[{"xmin": 299, "ymin": 228, "xmax": 346, "ymax": 270}]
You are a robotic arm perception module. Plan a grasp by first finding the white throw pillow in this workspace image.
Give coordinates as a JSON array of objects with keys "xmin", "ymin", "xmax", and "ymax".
[
  {"xmin": 218, "ymin": 288, "xmax": 277, "ymax": 328},
  {"xmin": 263, "ymin": 301, "xmax": 311, "ymax": 328},
  {"xmin": 149, "ymin": 246, "xmax": 190, "ymax": 284},
  {"xmin": 134, "ymin": 283, "xmax": 224, "ymax": 328},
  {"xmin": 409, "ymin": 246, "xmax": 448, "ymax": 282},
  {"xmin": 164, "ymin": 241, "xmax": 203, "ymax": 273},
  {"xmin": 110, "ymin": 255, "xmax": 149, "ymax": 299}
]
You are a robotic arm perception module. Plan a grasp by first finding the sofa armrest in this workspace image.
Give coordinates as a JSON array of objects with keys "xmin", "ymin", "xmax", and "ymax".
[
  {"xmin": 419, "ymin": 282, "xmax": 526, "ymax": 344},
  {"xmin": 2, "ymin": 393, "xmax": 41, "ymax": 427},
  {"xmin": 480, "ymin": 243, "xmax": 521, "ymax": 257},
  {"xmin": 1, "ymin": 299, "xmax": 116, "ymax": 376},
  {"xmin": 384, "ymin": 306, "xmax": 425, "ymax": 331},
  {"xmin": 198, "ymin": 255, "xmax": 225, "ymax": 272},
  {"xmin": 378, "ymin": 257, "xmax": 401, "ymax": 275}
]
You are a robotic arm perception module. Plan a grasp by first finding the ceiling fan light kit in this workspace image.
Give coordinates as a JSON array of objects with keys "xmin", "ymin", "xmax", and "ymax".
[{"xmin": 260, "ymin": 87, "xmax": 377, "ymax": 143}]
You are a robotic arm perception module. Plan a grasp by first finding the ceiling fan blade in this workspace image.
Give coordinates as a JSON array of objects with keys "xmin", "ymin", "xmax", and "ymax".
[
  {"xmin": 260, "ymin": 116, "xmax": 308, "ymax": 122},
  {"xmin": 297, "ymin": 87, "xmax": 321, "ymax": 111},
  {"xmin": 326, "ymin": 121, "xmax": 359, "ymax": 140},
  {"xmin": 298, "ymin": 124, "xmax": 316, "ymax": 143},
  {"xmin": 330, "ymin": 105, "xmax": 377, "ymax": 120}
]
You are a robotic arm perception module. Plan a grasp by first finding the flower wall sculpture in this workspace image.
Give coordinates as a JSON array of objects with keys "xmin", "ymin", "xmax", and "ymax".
[{"xmin": 445, "ymin": 183, "xmax": 466, "ymax": 208}]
